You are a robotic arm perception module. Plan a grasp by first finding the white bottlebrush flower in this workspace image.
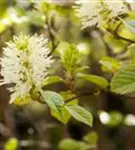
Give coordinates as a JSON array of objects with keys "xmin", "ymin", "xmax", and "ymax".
[
  {"xmin": 28, "ymin": 35, "xmax": 54, "ymax": 87},
  {"xmin": 0, "ymin": 34, "xmax": 54, "ymax": 104},
  {"xmin": 75, "ymin": 0, "xmax": 100, "ymax": 28},
  {"xmin": 76, "ymin": 0, "xmax": 128, "ymax": 28},
  {"xmin": 105, "ymin": 0, "xmax": 128, "ymax": 17}
]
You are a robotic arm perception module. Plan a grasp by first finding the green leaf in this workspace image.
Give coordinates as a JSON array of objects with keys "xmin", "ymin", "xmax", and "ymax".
[
  {"xmin": 77, "ymin": 73, "xmax": 108, "ymax": 89},
  {"xmin": 83, "ymin": 132, "xmax": 98, "ymax": 145},
  {"xmin": 65, "ymin": 105, "xmax": 93, "ymax": 126},
  {"xmin": 107, "ymin": 111, "xmax": 123, "ymax": 127},
  {"xmin": 27, "ymin": 10, "xmax": 45, "ymax": 26},
  {"xmin": 42, "ymin": 76, "xmax": 62, "ymax": 86},
  {"xmin": 52, "ymin": 106, "xmax": 71, "ymax": 124},
  {"xmin": 66, "ymin": 99, "xmax": 78, "ymax": 106},
  {"xmin": 111, "ymin": 65, "xmax": 135, "ymax": 94},
  {"xmin": 11, "ymin": 95, "xmax": 32, "ymax": 105},
  {"xmin": 74, "ymin": 66, "xmax": 89, "ymax": 74},
  {"xmin": 60, "ymin": 91, "xmax": 78, "ymax": 104},
  {"xmin": 59, "ymin": 138, "xmax": 89, "ymax": 150},
  {"xmin": 4, "ymin": 138, "xmax": 19, "ymax": 150},
  {"xmin": 40, "ymin": 90, "xmax": 64, "ymax": 110},
  {"xmin": 99, "ymin": 56, "xmax": 122, "ymax": 73},
  {"xmin": 40, "ymin": 90, "xmax": 69, "ymax": 123},
  {"xmin": 59, "ymin": 42, "xmax": 79, "ymax": 74},
  {"xmin": 0, "ymin": 0, "xmax": 7, "ymax": 18},
  {"xmin": 128, "ymin": 44, "xmax": 135, "ymax": 63}
]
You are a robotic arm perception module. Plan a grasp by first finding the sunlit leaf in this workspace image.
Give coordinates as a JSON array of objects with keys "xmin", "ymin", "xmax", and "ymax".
[
  {"xmin": 0, "ymin": 0, "xmax": 7, "ymax": 18},
  {"xmin": 128, "ymin": 44, "xmax": 135, "ymax": 63},
  {"xmin": 59, "ymin": 42, "xmax": 79, "ymax": 74},
  {"xmin": 108, "ymin": 111, "xmax": 123, "ymax": 127},
  {"xmin": 74, "ymin": 66, "xmax": 89, "ymax": 74},
  {"xmin": 77, "ymin": 73, "xmax": 108, "ymax": 89},
  {"xmin": 40, "ymin": 90, "xmax": 70, "ymax": 123},
  {"xmin": 111, "ymin": 65, "xmax": 135, "ymax": 94},
  {"xmin": 65, "ymin": 105, "xmax": 93, "ymax": 126},
  {"xmin": 4, "ymin": 138, "xmax": 19, "ymax": 150},
  {"xmin": 60, "ymin": 91, "xmax": 78, "ymax": 104},
  {"xmin": 11, "ymin": 95, "xmax": 32, "ymax": 105},
  {"xmin": 27, "ymin": 10, "xmax": 45, "ymax": 26},
  {"xmin": 83, "ymin": 132, "xmax": 98, "ymax": 145},
  {"xmin": 100, "ymin": 56, "xmax": 122, "ymax": 73},
  {"xmin": 59, "ymin": 138, "xmax": 89, "ymax": 150},
  {"xmin": 42, "ymin": 76, "xmax": 62, "ymax": 86}
]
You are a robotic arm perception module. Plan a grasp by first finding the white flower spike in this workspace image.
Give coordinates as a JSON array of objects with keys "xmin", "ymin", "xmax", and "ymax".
[
  {"xmin": 0, "ymin": 34, "xmax": 54, "ymax": 104},
  {"xmin": 76, "ymin": 0, "xmax": 128, "ymax": 28}
]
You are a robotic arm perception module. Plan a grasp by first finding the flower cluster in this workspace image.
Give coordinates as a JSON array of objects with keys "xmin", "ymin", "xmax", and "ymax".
[
  {"xmin": 76, "ymin": 0, "xmax": 128, "ymax": 28},
  {"xmin": 0, "ymin": 34, "xmax": 54, "ymax": 104}
]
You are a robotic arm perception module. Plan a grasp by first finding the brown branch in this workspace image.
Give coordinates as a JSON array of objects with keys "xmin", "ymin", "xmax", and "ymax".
[{"xmin": 115, "ymin": 33, "xmax": 135, "ymax": 43}]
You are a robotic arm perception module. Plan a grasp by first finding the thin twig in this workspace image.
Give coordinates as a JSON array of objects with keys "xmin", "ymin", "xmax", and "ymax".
[
  {"xmin": 65, "ymin": 91, "xmax": 99, "ymax": 103},
  {"xmin": 38, "ymin": 91, "xmax": 98, "ymax": 105},
  {"xmin": 107, "ymin": 22, "xmax": 135, "ymax": 43},
  {"xmin": 108, "ymin": 28, "xmax": 135, "ymax": 43},
  {"xmin": 98, "ymin": 29, "xmax": 115, "ymax": 57},
  {"xmin": 45, "ymin": 12, "xmax": 58, "ymax": 56}
]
